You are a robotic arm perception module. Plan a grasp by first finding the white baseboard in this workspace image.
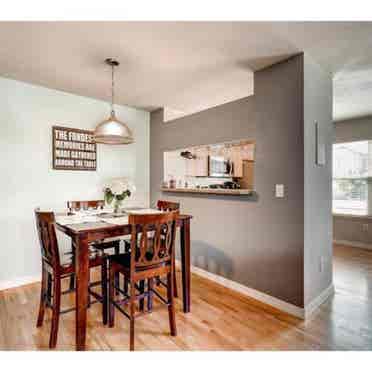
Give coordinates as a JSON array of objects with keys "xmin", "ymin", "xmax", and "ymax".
[
  {"xmin": 304, "ymin": 284, "xmax": 334, "ymax": 319},
  {"xmin": 0, "ymin": 275, "xmax": 40, "ymax": 292},
  {"xmin": 176, "ymin": 260, "xmax": 306, "ymax": 319},
  {"xmin": 177, "ymin": 260, "xmax": 335, "ymax": 320},
  {"xmin": 334, "ymin": 239, "xmax": 372, "ymax": 250}
]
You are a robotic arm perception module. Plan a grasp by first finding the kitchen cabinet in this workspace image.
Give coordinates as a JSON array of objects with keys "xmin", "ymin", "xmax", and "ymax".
[
  {"xmin": 241, "ymin": 143, "xmax": 255, "ymax": 161},
  {"xmin": 194, "ymin": 147, "xmax": 208, "ymax": 176},
  {"xmin": 185, "ymin": 155, "xmax": 195, "ymax": 176},
  {"xmin": 231, "ymin": 145, "xmax": 243, "ymax": 177},
  {"xmin": 185, "ymin": 147, "xmax": 208, "ymax": 177}
]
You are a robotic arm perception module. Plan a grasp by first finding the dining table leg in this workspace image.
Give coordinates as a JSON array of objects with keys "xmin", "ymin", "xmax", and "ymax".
[
  {"xmin": 74, "ymin": 233, "xmax": 89, "ymax": 351},
  {"xmin": 180, "ymin": 218, "xmax": 191, "ymax": 313}
]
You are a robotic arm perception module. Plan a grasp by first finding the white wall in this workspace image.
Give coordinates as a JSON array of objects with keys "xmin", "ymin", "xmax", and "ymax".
[{"xmin": 0, "ymin": 77, "xmax": 150, "ymax": 287}]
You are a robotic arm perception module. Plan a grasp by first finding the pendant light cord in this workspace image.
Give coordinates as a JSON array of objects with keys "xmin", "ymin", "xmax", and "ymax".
[{"xmin": 111, "ymin": 64, "xmax": 115, "ymax": 116}]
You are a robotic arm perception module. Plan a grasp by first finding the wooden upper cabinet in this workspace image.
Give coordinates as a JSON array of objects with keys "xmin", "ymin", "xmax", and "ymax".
[
  {"xmin": 185, "ymin": 147, "xmax": 208, "ymax": 177},
  {"xmin": 241, "ymin": 143, "xmax": 255, "ymax": 161},
  {"xmin": 185, "ymin": 154, "xmax": 195, "ymax": 177},
  {"xmin": 231, "ymin": 145, "xmax": 243, "ymax": 178},
  {"xmin": 194, "ymin": 147, "xmax": 208, "ymax": 177}
]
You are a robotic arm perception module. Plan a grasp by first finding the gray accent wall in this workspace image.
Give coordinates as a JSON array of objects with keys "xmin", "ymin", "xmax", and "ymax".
[
  {"xmin": 151, "ymin": 55, "xmax": 305, "ymax": 307},
  {"xmin": 333, "ymin": 116, "xmax": 372, "ymax": 245},
  {"xmin": 303, "ymin": 54, "xmax": 333, "ymax": 305},
  {"xmin": 150, "ymin": 54, "xmax": 333, "ymax": 309},
  {"xmin": 334, "ymin": 115, "xmax": 372, "ymax": 144}
]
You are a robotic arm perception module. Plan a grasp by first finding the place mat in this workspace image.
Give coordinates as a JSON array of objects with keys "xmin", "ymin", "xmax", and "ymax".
[
  {"xmin": 73, "ymin": 210, "xmax": 104, "ymax": 217},
  {"xmin": 96, "ymin": 212, "xmax": 128, "ymax": 218},
  {"xmin": 101, "ymin": 216, "xmax": 129, "ymax": 225},
  {"xmin": 56, "ymin": 215, "xmax": 99, "ymax": 225},
  {"xmin": 66, "ymin": 221, "xmax": 112, "ymax": 231},
  {"xmin": 125, "ymin": 208, "xmax": 164, "ymax": 215}
]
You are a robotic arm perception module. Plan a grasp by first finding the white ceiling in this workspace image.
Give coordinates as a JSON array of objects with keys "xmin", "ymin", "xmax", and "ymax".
[{"xmin": 0, "ymin": 21, "xmax": 371, "ymax": 121}]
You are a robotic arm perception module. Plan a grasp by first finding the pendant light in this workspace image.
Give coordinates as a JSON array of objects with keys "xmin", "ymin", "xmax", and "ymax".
[{"xmin": 93, "ymin": 58, "xmax": 134, "ymax": 144}]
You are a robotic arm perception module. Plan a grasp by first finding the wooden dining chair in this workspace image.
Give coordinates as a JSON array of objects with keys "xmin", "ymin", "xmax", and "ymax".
[
  {"xmin": 156, "ymin": 200, "xmax": 180, "ymax": 298},
  {"xmin": 67, "ymin": 200, "xmax": 121, "ymax": 292},
  {"xmin": 123, "ymin": 200, "xmax": 180, "ymax": 302},
  {"xmin": 108, "ymin": 210, "xmax": 179, "ymax": 351},
  {"xmin": 156, "ymin": 200, "xmax": 180, "ymax": 212},
  {"xmin": 67, "ymin": 200, "xmax": 105, "ymax": 213},
  {"xmin": 35, "ymin": 209, "xmax": 108, "ymax": 348}
]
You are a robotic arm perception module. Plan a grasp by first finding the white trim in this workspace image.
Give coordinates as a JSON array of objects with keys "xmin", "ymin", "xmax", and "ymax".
[
  {"xmin": 177, "ymin": 260, "xmax": 335, "ymax": 320},
  {"xmin": 334, "ymin": 239, "xmax": 372, "ymax": 250},
  {"xmin": 304, "ymin": 284, "xmax": 334, "ymax": 319},
  {"xmin": 0, "ymin": 275, "xmax": 40, "ymax": 292},
  {"xmin": 176, "ymin": 260, "xmax": 306, "ymax": 319}
]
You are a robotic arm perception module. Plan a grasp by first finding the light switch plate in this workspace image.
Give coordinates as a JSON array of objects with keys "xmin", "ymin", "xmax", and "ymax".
[{"xmin": 275, "ymin": 184, "xmax": 284, "ymax": 198}]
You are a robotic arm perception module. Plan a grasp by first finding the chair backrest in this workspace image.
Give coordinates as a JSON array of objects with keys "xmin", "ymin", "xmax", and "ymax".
[
  {"xmin": 157, "ymin": 200, "xmax": 180, "ymax": 212},
  {"xmin": 34, "ymin": 209, "xmax": 60, "ymax": 269},
  {"xmin": 67, "ymin": 200, "xmax": 105, "ymax": 213},
  {"xmin": 129, "ymin": 211, "xmax": 179, "ymax": 271}
]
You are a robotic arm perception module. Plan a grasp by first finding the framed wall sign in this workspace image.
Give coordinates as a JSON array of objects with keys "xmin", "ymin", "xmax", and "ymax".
[{"xmin": 52, "ymin": 126, "xmax": 97, "ymax": 171}]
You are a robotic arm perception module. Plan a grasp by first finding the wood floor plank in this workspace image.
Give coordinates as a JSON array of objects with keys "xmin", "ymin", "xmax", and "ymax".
[{"xmin": 1, "ymin": 244, "xmax": 372, "ymax": 350}]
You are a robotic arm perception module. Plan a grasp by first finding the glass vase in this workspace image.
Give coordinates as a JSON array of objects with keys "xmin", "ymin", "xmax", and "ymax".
[{"xmin": 113, "ymin": 198, "xmax": 123, "ymax": 214}]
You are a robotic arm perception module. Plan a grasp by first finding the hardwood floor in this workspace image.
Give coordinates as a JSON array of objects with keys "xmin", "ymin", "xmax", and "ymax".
[{"xmin": 1, "ymin": 244, "xmax": 372, "ymax": 350}]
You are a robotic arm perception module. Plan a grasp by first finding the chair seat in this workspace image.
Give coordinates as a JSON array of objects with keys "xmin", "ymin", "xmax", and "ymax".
[
  {"xmin": 60, "ymin": 254, "xmax": 106, "ymax": 275},
  {"xmin": 91, "ymin": 235, "xmax": 130, "ymax": 251},
  {"xmin": 63, "ymin": 246, "xmax": 101, "ymax": 257},
  {"xmin": 109, "ymin": 252, "xmax": 131, "ymax": 268},
  {"xmin": 109, "ymin": 251, "xmax": 157, "ymax": 266},
  {"xmin": 108, "ymin": 252, "xmax": 168, "ymax": 276}
]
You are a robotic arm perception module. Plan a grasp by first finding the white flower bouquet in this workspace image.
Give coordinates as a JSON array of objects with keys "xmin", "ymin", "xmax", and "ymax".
[{"xmin": 103, "ymin": 178, "xmax": 136, "ymax": 213}]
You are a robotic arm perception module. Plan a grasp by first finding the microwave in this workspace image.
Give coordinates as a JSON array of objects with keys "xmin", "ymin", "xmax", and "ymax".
[{"xmin": 209, "ymin": 156, "xmax": 232, "ymax": 177}]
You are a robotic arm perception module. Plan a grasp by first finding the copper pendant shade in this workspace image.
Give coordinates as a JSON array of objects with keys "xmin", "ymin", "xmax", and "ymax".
[{"xmin": 94, "ymin": 58, "xmax": 134, "ymax": 145}]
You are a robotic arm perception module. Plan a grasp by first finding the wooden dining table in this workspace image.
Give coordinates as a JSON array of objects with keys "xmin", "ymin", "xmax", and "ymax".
[{"xmin": 55, "ymin": 211, "xmax": 192, "ymax": 351}]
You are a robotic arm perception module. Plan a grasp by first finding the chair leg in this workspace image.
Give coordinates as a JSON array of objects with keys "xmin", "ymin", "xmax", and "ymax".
[
  {"xmin": 114, "ymin": 243, "xmax": 120, "ymax": 295},
  {"xmin": 167, "ymin": 272, "xmax": 177, "ymax": 336},
  {"xmin": 172, "ymin": 263, "xmax": 178, "ymax": 298},
  {"xmin": 129, "ymin": 281, "xmax": 136, "ymax": 351},
  {"xmin": 156, "ymin": 276, "xmax": 161, "ymax": 286},
  {"xmin": 36, "ymin": 265, "xmax": 47, "ymax": 327},
  {"xmin": 101, "ymin": 259, "xmax": 108, "ymax": 325},
  {"xmin": 47, "ymin": 273, "xmax": 52, "ymax": 303},
  {"xmin": 108, "ymin": 263, "xmax": 115, "ymax": 328},
  {"xmin": 124, "ymin": 240, "xmax": 130, "ymax": 253},
  {"xmin": 69, "ymin": 243, "xmax": 76, "ymax": 290},
  {"xmin": 49, "ymin": 273, "xmax": 61, "ymax": 348},
  {"xmin": 147, "ymin": 278, "xmax": 154, "ymax": 313},
  {"xmin": 139, "ymin": 280, "xmax": 145, "ymax": 312},
  {"xmin": 69, "ymin": 274, "xmax": 75, "ymax": 291},
  {"xmin": 87, "ymin": 270, "xmax": 91, "ymax": 308},
  {"xmin": 124, "ymin": 276, "xmax": 129, "ymax": 296}
]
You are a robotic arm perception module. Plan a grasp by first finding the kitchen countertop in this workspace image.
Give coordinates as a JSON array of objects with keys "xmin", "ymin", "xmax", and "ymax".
[{"xmin": 161, "ymin": 187, "xmax": 253, "ymax": 196}]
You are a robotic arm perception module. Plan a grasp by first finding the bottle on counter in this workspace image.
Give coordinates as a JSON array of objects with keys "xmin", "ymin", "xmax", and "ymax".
[{"xmin": 169, "ymin": 175, "xmax": 176, "ymax": 189}]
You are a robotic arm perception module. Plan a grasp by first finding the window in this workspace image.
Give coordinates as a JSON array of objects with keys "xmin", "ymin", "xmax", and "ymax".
[{"xmin": 333, "ymin": 141, "xmax": 370, "ymax": 215}]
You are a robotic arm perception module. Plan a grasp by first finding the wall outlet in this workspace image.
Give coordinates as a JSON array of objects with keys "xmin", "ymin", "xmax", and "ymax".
[{"xmin": 275, "ymin": 184, "xmax": 285, "ymax": 198}]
